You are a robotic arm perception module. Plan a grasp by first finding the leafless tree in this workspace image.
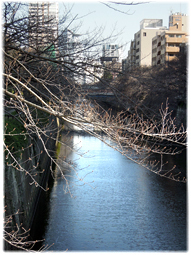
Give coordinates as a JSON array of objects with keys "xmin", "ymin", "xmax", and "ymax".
[
  {"xmin": 3, "ymin": 1, "xmax": 187, "ymax": 250},
  {"xmin": 100, "ymin": 1, "xmax": 150, "ymax": 15}
]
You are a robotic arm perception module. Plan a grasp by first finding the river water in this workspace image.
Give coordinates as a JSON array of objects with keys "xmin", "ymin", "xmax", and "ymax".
[{"xmin": 42, "ymin": 133, "xmax": 187, "ymax": 251}]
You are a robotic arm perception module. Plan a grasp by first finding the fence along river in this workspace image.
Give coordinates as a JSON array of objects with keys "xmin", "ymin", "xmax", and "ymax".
[{"xmin": 42, "ymin": 133, "xmax": 186, "ymax": 251}]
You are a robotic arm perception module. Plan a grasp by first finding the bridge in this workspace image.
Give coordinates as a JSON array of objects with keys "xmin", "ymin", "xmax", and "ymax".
[
  {"xmin": 85, "ymin": 91, "xmax": 116, "ymax": 106},
  {"xmin": 87, "ymin": 91, "xmax": 114, "ymax": 98},
  {"xmin": 80, "ymin": 85, "xmax": 120, "ymax": 108}
]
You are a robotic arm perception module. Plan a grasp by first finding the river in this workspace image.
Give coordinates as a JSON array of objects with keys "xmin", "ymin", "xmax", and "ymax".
[{"xmin": 42, "ymin": 133, "xmax": 187, "ymax": 251}]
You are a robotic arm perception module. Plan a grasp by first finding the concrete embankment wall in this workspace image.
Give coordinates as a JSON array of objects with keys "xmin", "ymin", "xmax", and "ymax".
[{"xmin": 4, "ymin": 116, "xmax": 59, "ymax": 250}]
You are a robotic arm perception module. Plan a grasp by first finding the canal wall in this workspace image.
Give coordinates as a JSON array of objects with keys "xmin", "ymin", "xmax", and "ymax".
[{"xmin": 4, "ymin": 116, "xmax": 59, "ymax": 250}]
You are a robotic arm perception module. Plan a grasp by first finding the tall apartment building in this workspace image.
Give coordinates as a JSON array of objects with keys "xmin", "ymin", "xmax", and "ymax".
[
  {"xmin": 152, "ymin": 13, "xmax": 189, "ymax": 66},
  {"xmin": 29, "ymin": 2, "xmax": 59, "ymax": 49},
  {"xmin": 124, "ymin": 19, "xmax": 167, "ymax": 70}
]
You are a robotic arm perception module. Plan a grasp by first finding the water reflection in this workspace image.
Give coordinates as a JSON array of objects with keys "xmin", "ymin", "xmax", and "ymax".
[{"xmin": 43, "ymin": 133, "xmax": 187, "ymax": 251}]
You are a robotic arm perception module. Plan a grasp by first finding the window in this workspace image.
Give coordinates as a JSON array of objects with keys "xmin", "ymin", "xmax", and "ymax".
[
  {"xmin": 143, "ymin": 32, "xmax": 146, "ymax": 36},
  {"xmin": 176, "ymin": 35, "xmax": 182, "ymax": 38},
  {"xmin": 169, "ymin": 34, "xmax": 174, "ymax": 37}
]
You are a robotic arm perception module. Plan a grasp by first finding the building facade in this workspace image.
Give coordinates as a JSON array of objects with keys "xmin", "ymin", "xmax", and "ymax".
[
  {"xmin": 61, "ymin": 29, "xmax": 103, "ymax": 85},
  {"xmin": 29, "ymin": 2, "xmax": 59, "ymax": 49},
  {"xmin": 124, "ymin": 19, "xmax": 167, "ymax": 70},
  {"xmin": 62, "ymin": 29, "xmax": 81, "ymax": 63},
  {"xmin": 152, "ymin": 13, "xmax": 189, "ymax": 66},
  {"xmin": 100, "ymin": 44, "xmax": 122, "ymax": 64},
  {"xmin": 123, "ymin": 40, "xmax": 136, "ymax": 71},
  {"xmin": 100, "ymin": 44, "xmax": 122, "ymax": 79}
]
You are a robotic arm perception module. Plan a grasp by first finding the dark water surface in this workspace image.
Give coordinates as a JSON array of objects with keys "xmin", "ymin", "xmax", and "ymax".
[{"xmin": 43, "ymin": 134, "xmax": 187, "ymax": 251}]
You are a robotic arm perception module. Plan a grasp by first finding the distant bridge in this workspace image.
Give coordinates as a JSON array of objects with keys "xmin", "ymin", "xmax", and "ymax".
[
  {"xmin": 87, "ymin": 91, "xmax": 114, "ymax": 97},
  {"xmin": 86, "ymin": 92, "xmax": 115, "ymax": 105},
  {"xmin": 81, "ymin": 86, "xmax": 116, "ymax": 104}
]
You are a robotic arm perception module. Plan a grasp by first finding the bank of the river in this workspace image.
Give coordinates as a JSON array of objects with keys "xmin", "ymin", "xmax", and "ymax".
[
  {"xmin": 41, "ymin": 133, "xmax": 186, "ymax": 251},
  {"xmin": 4, "ymin": 113, "xmax": 59, "ymax": 250}
]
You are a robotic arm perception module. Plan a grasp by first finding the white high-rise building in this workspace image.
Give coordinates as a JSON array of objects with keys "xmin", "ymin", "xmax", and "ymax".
[
  {"xmin": 61, "ymin": 29, "xmax": 103, "ymax": 84},
  {"xmin": 29, "ymin": 2, "xmax": 59, "ymax": 49}
]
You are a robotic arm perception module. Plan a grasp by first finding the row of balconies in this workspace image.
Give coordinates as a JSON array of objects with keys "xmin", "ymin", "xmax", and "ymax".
[
  {"xmin": 152, "ymin": 52, "xmax": 166, "ymax": 66},
  {"xmin": 154, "ymin": 46, "xmax": 179, "ymax": 55},
  {"xmin": 128, "ymin": 43, "xmax": 184, "ymax": 68},
  {"xmin": 152, "ymin": 43, "xmax": 181, "ymax": 66}
]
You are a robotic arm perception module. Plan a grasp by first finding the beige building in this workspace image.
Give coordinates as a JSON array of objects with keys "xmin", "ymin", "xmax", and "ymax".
[
  {"xmin": 152, "ymin": 13, "xmax": 189, "ymax": 66},
  {"xmin": 124, "ymin": 19, "xmax": 167, "ymax": 70},
  {"xmin": 123, "ymin": 14, "xmax": 189, "ymax": 71}
]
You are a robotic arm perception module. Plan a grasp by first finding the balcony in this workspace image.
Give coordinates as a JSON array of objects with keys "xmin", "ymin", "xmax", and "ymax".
[
  {"xmin": 166, "ymin": 55, "xmax": 177, "ymax": 62},
  {"xmin": 166, "ymin": 37, "xmax": 184, "ymax": 43},
  {"xmin": 166, "ymin": 46, "xmax": 180, "ymax": 53}
]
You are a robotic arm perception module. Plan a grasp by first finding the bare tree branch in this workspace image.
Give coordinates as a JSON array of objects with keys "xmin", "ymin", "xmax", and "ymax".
[{"xmin": 3, "ymin": 2, "xmax": 186, "ymax": 250}]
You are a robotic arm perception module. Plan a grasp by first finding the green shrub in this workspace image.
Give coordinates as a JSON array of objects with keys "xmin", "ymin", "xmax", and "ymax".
[{"xmin": 4, "ymin": 116, "xmax": 27, "ymax": 158}]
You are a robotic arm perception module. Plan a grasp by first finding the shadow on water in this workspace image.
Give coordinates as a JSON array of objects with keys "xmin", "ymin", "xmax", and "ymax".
[
  {"xmin": 148, "ymin": 148, "xmax": 187, "ymax": 181},
  {"xmin": 30, "ymin": 175, "xmax": 54, "ymax": 250}
]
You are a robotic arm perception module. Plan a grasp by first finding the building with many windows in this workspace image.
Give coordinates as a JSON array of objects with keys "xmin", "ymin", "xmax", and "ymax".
[
  {"xmin": 29, "ymin": 2, "xmax": 59, "ymax": 49},
  {"xmin": 124, "ymin": 19, "xmax": 167, "ymax": 70},
  {"xmin": 123, "ymin": 13, "xmax": 188, "ymax": 71},
  {"xmin": 100, "ymin": 44, "xmax": 122, "ymax": 64},
  {"xmin": 61, "ymin": 29, "xmax": 103, "ymax": 84},
  {"xmin": 152, "ymin": 13, "xmax": 188, "ymax": 66}
]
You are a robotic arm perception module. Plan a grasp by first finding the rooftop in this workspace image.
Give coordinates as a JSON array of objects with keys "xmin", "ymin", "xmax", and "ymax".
[{"xmin": 140, "ymin": 19, "xmax": 163, "ymax": 29}]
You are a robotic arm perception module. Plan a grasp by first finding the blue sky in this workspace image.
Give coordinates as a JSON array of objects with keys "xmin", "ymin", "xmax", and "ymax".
[{"xmin": 59, "ymin": 0, "xmax": 189, "ymax": 58}]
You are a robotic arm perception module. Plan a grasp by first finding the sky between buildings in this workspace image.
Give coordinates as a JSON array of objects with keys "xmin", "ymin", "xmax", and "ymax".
[{"xmin": 59, "ymin": 0, "xmax": 189, "ymax": 58}]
